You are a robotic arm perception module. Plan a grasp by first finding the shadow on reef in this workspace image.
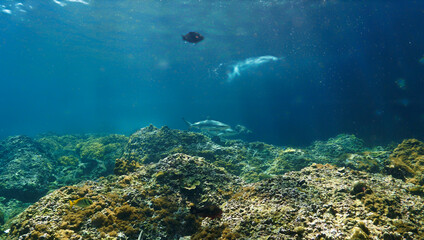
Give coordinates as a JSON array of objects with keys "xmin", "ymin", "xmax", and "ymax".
[{"xmin": 3, "ymin": 125, "xmax": 424, "ymax": 239}]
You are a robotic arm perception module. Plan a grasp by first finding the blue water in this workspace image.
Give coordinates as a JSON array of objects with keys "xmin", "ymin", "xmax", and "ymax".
[{"xmin": 1, "ymin": 0, "xmax": 424, "ymax": 146}]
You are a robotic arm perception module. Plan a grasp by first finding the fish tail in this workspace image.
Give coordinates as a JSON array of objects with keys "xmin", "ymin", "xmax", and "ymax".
[
  {"xmin": 69, "ymin": 200, "xmax": 74, "ymax": 208},
  {"xmin": 182, "ymin": 118, "xmax": 192, "ymax": 129}
]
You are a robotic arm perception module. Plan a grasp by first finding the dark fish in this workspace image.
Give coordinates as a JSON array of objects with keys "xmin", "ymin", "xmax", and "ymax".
[{"xmin": 182, "ymin": 32, "xmax": 204, "ymax": 44}]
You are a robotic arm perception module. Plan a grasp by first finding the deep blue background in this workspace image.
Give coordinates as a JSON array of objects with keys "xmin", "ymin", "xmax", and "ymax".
[{"xmin": 0, "ymin": 0, "xmax": 423, "ymax": 146}]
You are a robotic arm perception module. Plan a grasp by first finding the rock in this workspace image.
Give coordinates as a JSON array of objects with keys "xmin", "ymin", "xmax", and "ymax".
[
  {"xmin": 3, "ymin": 128, "xmax": 423, "ymax": 239},
  {"xmin": 0, "ymin": 134, "xmax": 128, "ymax": 203},
  {"xmin": 338, "ymin": 151, "xmax": 389, "ymax": 173},
  {"xmin": 207, "ymin": 164, "xmax": 424, "ymax": 239},
  {"xmin": 38, "ymin": 133, "xmax": 128, "ymax": 185},
  {"xmin": 309, "ymin": 134, "xmax": 365, "ymax": 164},
  {"xmin": 152, "ymin": 153, "xmax": 241, "ymax": 204},
  {"xmin": 6, "ymin": 153, "xmax": 242, "ymax": 240},
  {"xmin": 117, "ymin": 125, "xmax": 209, "ymax": 166},
  {"xmin": 115, "ymin": 125, "xmax": 309, "ymax": 182},
  {"xmin": 350, "ymin": 227, "xmax": 370, "ymax": 240},
  {"xmin": 7, "ymin": 160, "xmax": 424, "ymax": 239},
  {"xmin": 0, "ymin": 136, "xmax": 53, "ymax": 202},
  {"xmin": 351, "ymin": 181, "xmax": 372, "ymax": 198},
  {"xmin": 0, "ymin": 198, "xmax": 30, "ymax": 227},
  {"xmin": 266, "ymin": 148, "xmax": 311, "ymax": 175},
  {"xmin": 385, "ymin": 139, "xmax": 424, "ymax": 184}
]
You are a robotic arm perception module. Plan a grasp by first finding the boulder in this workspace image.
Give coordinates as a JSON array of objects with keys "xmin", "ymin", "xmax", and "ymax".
[{"xmin": 0, "ymin": 136, "xmax": 53, "ymax": 202}]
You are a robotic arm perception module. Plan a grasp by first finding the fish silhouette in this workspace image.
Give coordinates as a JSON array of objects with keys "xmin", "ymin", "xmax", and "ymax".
[{"xmin": 182, "ymin": 32, "xmax": 204, "ymax": 44}]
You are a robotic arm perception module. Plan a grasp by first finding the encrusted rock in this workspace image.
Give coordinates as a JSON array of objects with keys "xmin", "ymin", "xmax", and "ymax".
[
  {"xmin": 118, "ymin": 125, "xmax": 209, "ymax": 166},
  {"xmin": 6, "ymin": 153, "xmax": 242, "ymax": 240},
  {"xmin": 309, "ymin": 134, "xmax": 365, "ymax": 163},
  {"xmin": 385, "ymin": 139, "xmax": 424, "ymax": 184},
  {"xmin": 202, "ymin": 164, "xmax": 424, "ymax": 239},
  {"xmin": 3, "ymin": 130, "xmax": 424, "ymax": 240},
  {"xmin": 0, "ymin": 136, "xmax": 53, "ymax": 202},
  {"xmin": 7, "ymin": 160, "xmax": 424, "ymax": 239},
  {"xmin": 115, "ymin": 125, "xmax": 311, "ymax": 182},
  {"xmin": 38, "ymin": 133, "xmax": 128, "ymax": 186}
]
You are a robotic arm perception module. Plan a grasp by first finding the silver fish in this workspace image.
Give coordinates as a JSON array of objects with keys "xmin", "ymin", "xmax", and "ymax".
[
  {"xmin": 208, "ymin": 128, "xmax": 239, "ymax": 137},
  {"xmin": 183, "ymin": 118, "xmax": 230, "ymax": 132}
]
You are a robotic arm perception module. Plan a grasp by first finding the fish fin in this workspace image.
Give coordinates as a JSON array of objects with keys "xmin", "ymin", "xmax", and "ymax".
[
  {"xmin": 182, "ymin": 118, "xmax": 192, "ymax": 129},
  {"xmin": 182, "ymin": 35, "xmax": 186, "ymax": 41}
]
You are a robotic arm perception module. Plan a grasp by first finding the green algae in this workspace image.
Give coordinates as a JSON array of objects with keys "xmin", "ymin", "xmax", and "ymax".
[{"xmin": 58, "ymin": 155, "xmax": 79, "ymax": 166}]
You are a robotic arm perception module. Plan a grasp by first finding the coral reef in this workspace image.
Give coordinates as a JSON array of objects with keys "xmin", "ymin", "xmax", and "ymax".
[
  {"xmin": 4, "ymin": 127, "xmax": 424, "ymax": 240},
  {"xmin": 118, "ymin": 125, "xmax": 209, "ymax": 165},
  {"xmin": 385, "ymin": 139, "xmax": 424, "ymax": 184},
  {"xmin": 306, "ymin": 134, "xmax": 392, "ymax": 174},
  {"xmin": 37, "ymin": 133, "xmax": 128, "ymax": 186},
  {"xmin": 0, "ymin": 198, "xmax": 30, "ymax": 231},
  {"xmin": 205, "ymin": 164, "xmax": 424, "ymax": 239},
  {"xmin": 5, "ymin": 160, "xmax": 424, "ymax": 239},
  {"xmin": 336, "ymin": 150, "xmax": 390, "ymax": 173},
  {"xmin": 266, "ymin": 147, "xmax": 311, "ymax": 176},
  {"xmin": 5, "ymin": 154, "xmax": 241, "ymax": 240},
  {"xmin": 0, "ymin": 133, "xmax": 127, "ymax": 202},
  {"xmin": 0, "ymin": 134, "xmax": 128, "ymax": 226},
  {"xmin": 0, "ymin": 136, "xmax": 53, "ymax": 202},
  {"xmin": 309, "ymin": 134, "xmax": 366, "ymax": 164},
  {"xmin": 116, "ymin": 125, "xmax": 310, "ymax": 182}
]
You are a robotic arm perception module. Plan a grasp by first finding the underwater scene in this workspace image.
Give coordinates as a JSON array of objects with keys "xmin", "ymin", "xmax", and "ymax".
[{"xmin": 1, "ymin": 0, "xmax": 424, "ymax": 239}]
